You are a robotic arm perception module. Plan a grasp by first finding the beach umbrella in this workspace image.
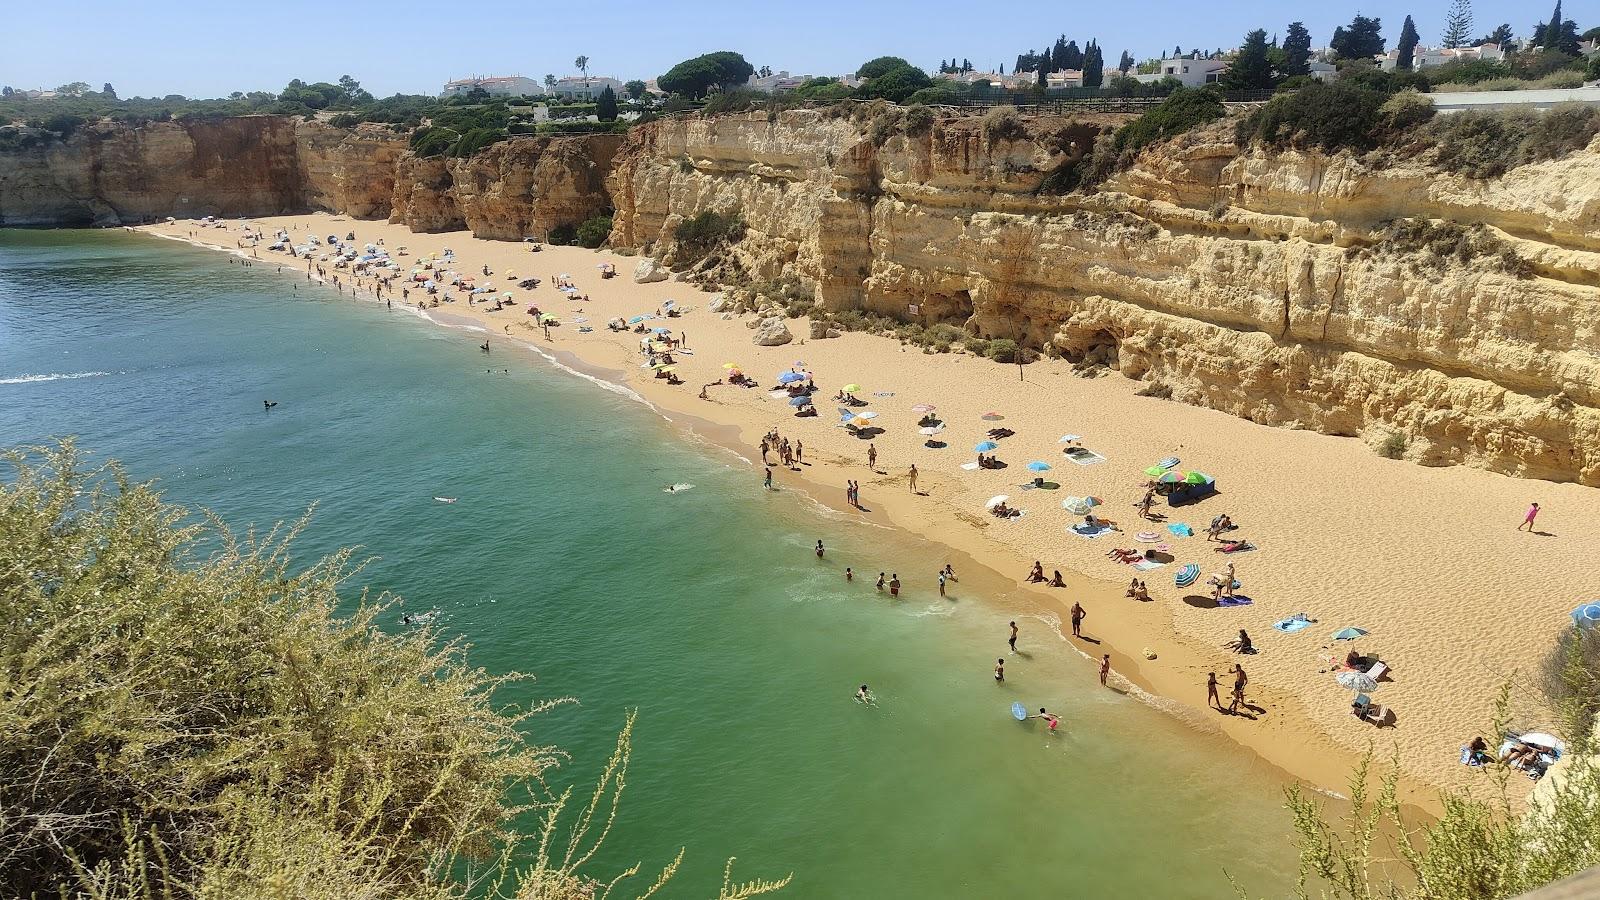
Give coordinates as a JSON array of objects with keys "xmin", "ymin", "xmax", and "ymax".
[
  {"xmin": 842, "ymin": 383, "xmax": 862, "ymax": 393},
  {"xmin": 982, "ymin": 412, "xmax": 1004, "ymax": 421},
  {"xmin": 789, "ymin": 395, "xmax": 813, "ymax": 407},
  {"xmin": 1175, "ymin": 564, "xmax": 1201, "ymax": 588},
  {"xmin": 1331, "ymin": 627, "xmax": 1369, "ymax": 641},
  {"xmin": 1572, "ymin": 602, "xmax": 1600, "ymax": 629},
  {"xmin": 912, "ymin": 404, "xmax": 937, "ymax": 413},
  {"xmin": 777, "ymin": 371, "xmax": 806, "ymax": 384},
  {"xmin": 1058, "ymin": 434, "xmax": 1082, "ymax": 443},
  {"xmin": 918, "ymin": 425, "xmax": 945, "ymax": 436},
  {"xmin": 1061, "ymin": 496, "xmax": 1097, "ymax": 515},
  {"xmin": 1144, "ymin": 465, "xmax": 1169, "ymax": 477},
  {"xmin": 628, "ymin": 315, "xmax": 648, "ymax": 324},
  {"xmin": 850, "ymin": 416, "xmax": 874, "ymax": 428},
  {"xmin": 540, "ymin": 314, "xmax": 559, "ymax": 323},
  {"xmin": 723, "ymin": 362, "xmax": 741, "ymax": 370},
  {"xmin": 1026, "ymin": 461, "xmax": 1052, "ymax": 472},
  {"xmin": 985, "ymin": 495, "xmax": 1009, "ymax": 509},
  {"xmin": 974, "ymin": 441, "xmax": 999, "ymax": 452},
  {"xmin": 1158, "ymin": 456, "xmax": 1181, "ymax": 469},
  {"xmin": 652, "ymin": 327, "xmax": 672, "ymax": 334},
  {"xmin": 855, "ymin": 410, "xmax": 879, "ymax": 420},
  {"xmin": 1335, "ymin": 671, "xmax": 1380, "ymax": 693},
  {"xmin": 1157, "ymin": 471, "xmax": 1184, "ymax": 484},
  {"xmin": 1184, "ymin": 471, "xmax": 1211, "ymax": 484}
]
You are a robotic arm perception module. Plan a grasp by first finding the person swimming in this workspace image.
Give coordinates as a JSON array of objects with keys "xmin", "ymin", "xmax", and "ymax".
[{"xmin": 855, "ymin": 684, "xmax": 874, "ymax": 704}]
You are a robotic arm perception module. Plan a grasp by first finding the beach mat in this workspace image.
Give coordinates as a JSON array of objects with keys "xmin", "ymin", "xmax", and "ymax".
[
  {"xmin": 1216, "ymin": 595, "xmax": 1253, "ymax": 607},
  {"xmin": 1131, "ymin": 560, "xmax": 1167, "ymax": 571},
  {"xmin": 1273, "ymin": 615, "xmax": 1314, "ymax": 633},
  {"xmin": 1071, "ymin": 524, "xmax": 1108, "ymax": 538},
  {"xmin": 1063, "ymin": 449, "xmax": 1106, "ymax": 466},
  {"xmin": 1167, "ymin": 523, "xmax": 1193, "ymax": 537}
]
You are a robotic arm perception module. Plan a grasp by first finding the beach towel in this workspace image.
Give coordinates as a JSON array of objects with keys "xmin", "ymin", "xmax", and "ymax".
[
  {"xmin": 1167, "ymin": 523, "xmax": 1193, "ymax": 537},
  {"xmin": 1272, "ymin": 615, "xmax": 1314, "ymax": 634},
  {"xmin": 1132, "ymin": 560, "xmax": 1167, "ymax": 571},
  {"xmin": 959, "ymin": 462, "xmax": 980, "ymax": 471},
  {"xmin": 1072, "ymin": 524, "xmax": 1109, "ymax": 537},
  {"xmin": 1216, "ymin": 595, "xmax": 1253, "ymax": 607},
  {"xmin": 1063, "ymin": 448, "xmax": 1106, "ymax": 466}
]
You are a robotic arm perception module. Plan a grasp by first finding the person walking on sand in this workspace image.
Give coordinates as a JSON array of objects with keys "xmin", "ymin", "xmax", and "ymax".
[
  {"xmin": 1009, "ymin": 621, "xmax": 1019, "ymax": 652},
  {"xmin": 908, "ymin": 463, "xmax": 919, "ymax": 494},
  {"xmin": 796, "ymin": 441, "xmax": 803, "ymax": 464},
  {"xmin": 1070, "ymin": 602, "xmax": 1085, "ymax": 638},
  {"xmin": 995, "ymin": 658, "xmax": 1005, "ymax": 682},
  {"xmin": 1099, "ymin": 654, "xmax": 1111, "ymax": 687},
  {"xmin": 867, "ymin": 444, "xmax": 877, "ymax": 472},
  {"xmin": 815, "ymin": 540, "xmax": 825, "ymax": 559},
  {"xmin": 764, "ymin": 467, "xmax": 773, "ymax": 490},
  {"xmin": 1519, "ymin": 502, "xmax": 1540, "ymax": 532},
  {"xmin": 889, "ymin": 574, "xmax": 900, "ymax": 597},
  {"xmin": 876, "ymin": 572, "xmax": 886, "ymax": 592},
  {"xmin": 1229, "ymin": 664, "xmax": 1248, "ymax": 713},
  {"xmin": 1207, "ymin": 672, "xmax": 1221, "ymax": 710}
]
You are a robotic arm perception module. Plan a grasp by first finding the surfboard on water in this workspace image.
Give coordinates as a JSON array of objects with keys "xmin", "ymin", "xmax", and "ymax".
[{"xmin": 1011, "ymin": 701, "xmax": 1027, "ymax": 721}]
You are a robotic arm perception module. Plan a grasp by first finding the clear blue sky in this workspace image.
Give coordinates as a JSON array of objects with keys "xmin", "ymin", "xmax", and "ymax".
[{"xmin": 3, "ymin": 0, "xmax": 1566, "ymax": 98}]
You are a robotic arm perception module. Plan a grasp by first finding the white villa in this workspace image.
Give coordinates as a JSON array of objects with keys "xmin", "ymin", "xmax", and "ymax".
[
  {"xmin": 440, "ymin": 76, "xmax": 543, "ymax": 98},
  {"xmin": 1134, "ymin": 56, "xmax": 1230, "ymax": 86},
  {"xmin": 550, "ymin": 76, "xmax": 625, "ymax": 101},
  {"xmin": 746, "ymin": 70, "xmax": 814, "ymax": 92},
  {"xmin": 1377, "ymin": 42, "xmax": 1508, "ymax": 71}
]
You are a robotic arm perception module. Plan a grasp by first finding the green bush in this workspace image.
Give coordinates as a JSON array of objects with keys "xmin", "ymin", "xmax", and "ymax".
[
  {"xmin": 985, "ymin": 338, "xmax": 1020, "ymax": 362},
  {"xmin": 673, "ymin": 209, "xmax": 745, "ymax": 262},
  {"xmin": 1377, "ymin": 431, "xmax": 1408, "ymax": 458},
  {"xmin": 327, "ymin": 112, "xmax": 359, "ymax": 128},
  {"xmin": 42, "ymin": 112, "xmax": 85, "ymax": 139},
  {"xmin": 982, "ymin": 106, "xmax": 1028, "ymax": 143},
  {"xmin": 855, "ymin": 65, "xmax": 932, "ymax": 103},
  {"xmin": 1235, "ymin": 81, "xmax": 1392, "ymax": 152},
  {"xmin": 1044, "ymin": 88, "xmax": 1224, "ymax": 193},
  {"xmin": 575, "ymin": 215, "xmax": 612, "ymax": 248},
  {"xmin": 902, "ymin": 104, "xmax": 935, "ymax": 135},
  {"xmin": 1424, "ymin": 104, "xmax": 1600, "ymax": 178},
  {"xmin": 1426, "ymin": 59, "xmax": 1513, "ymax": 85},
  {"xmin": 548, "ymin": 223, "xmax": 578, "ymax": 245},
  {"xmin": 962, "ymin": 336, "xmax": 991, "ymax": 357}
]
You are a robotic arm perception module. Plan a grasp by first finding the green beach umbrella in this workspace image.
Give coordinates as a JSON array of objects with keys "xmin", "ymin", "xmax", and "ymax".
[
  {"xmin": 1183, "ymin": 471, "xmax": 1211, "ymax": 484},
  {"xmin": 1144, "ymin": 465, "xmax": 1167, "ymax": 477},
  {"xmin": 842, "ymin": 383, "xmax": 861, "ymax": 393}
]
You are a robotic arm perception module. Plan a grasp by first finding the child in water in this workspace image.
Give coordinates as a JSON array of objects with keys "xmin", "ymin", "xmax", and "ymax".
[
  {"xmin": 1031, "ymin": 708, "xmax": 1060, "ymax": 732},
  {"xmin": 855, "ymin": 684, "xmax": 874, "ymax": 704}
]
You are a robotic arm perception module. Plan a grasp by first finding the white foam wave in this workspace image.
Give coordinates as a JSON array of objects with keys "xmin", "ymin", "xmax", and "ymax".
[
  {"xmin": 0, "ymin": 371, "xmax": 110, "ymax": 385},
  {"xmin": 521, "ymin": 342, "xmax": 657, "ymax": 407}
]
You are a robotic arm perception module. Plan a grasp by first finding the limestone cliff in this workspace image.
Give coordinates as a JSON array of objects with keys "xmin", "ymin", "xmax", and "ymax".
[
  {"xmin": 606, "ymin": 109, "xmax": 1600, "ymax": 486},
  {"xmin": 388, "ymin": 135, "xmax": 621, "ymax": 237},
  {"xmin": 0, "ymin": 117, "xmax": 619, "ymax": 239}
]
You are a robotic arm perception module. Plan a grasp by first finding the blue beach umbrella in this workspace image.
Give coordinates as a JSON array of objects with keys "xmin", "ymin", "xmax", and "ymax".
[
  {"xmin": 788, "ymin": 395, "xmax": 813, "ymax": 407},
  {"xmin": 1175, "ymin": 564, "xmax": 1201, "ymax": 588},
  {"xmin": 628, "ymin": 315, "xmax": 648, "ymax": 324},
  {"xmin": 975, "ymin": 441, "xmax": 999, "ymax": 453},
  {"xmin": 777, "ymin": 371, "xmax": 806, "ymax": 384},
  {"xmin": 652, "ymin": 327, "xmax": 671, "ymax": 334},
  {"xmin": 1026, "ymin": 461, "xmax": 1052, "ymax": 472},
  {"xmin": 1331, "ymin": 627, "xmax": 1369, "ymax": 641},
  {"xmin": 1574, "ymin": 602, "xmax": 1600, "ymax": 629}
]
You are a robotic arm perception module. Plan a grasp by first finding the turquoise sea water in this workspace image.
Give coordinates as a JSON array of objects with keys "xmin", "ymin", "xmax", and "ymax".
[{"xmin": 0, "ymin": 230, "xmax": 1300, "ymax": 898}]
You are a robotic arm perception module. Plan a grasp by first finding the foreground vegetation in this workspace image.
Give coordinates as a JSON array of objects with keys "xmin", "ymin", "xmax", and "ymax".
[
  {"xmin": 0, "ymin": 442, "xmax": 788, "ymax": 899},
  {"xmin": 1273, "ymin": 644, "xmax": 1600, "ymax": 900}
]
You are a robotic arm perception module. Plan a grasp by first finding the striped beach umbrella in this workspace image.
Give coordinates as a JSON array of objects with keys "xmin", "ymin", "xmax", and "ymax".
[
  {"xmin": 1335, "ymin": 671, "xmax": 1380, "ymax": 693},
  {"xmin": 1157, "ymin": 471, "xmax": 1184, "ymax": 484},
  {"xmin": 1175, "ymin": 564, "xmax": 1201, "ymax": 587}
]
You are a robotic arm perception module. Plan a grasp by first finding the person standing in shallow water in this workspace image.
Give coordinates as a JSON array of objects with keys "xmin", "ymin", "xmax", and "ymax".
[
  {"xmin": 1099, "ymin": 654, "xmax": 1111, "ymax": 686},
  {"xmin": 1009, "ymin": 621, "xmax": 1018, "ymax": 651},
  {"xmin": 1070, "ymin": 602, "xmax": 1085, "ymax": 638},
  {"xmin": 994, "ymin": 658, "xmax": 1005, "ymax": 682},
  {"xmin": 815, "ymin": 540, "xmax": 825, "ymax": 559},
  {"xmin": 876, "ymin": 572, "xmax": 886, "ymax": 592},
  {"xmin": 889, "ymin": 574, "xmax": 900, "ymax": 597},
  {"xmin": 763, "ymin": 467, "xmax": 773, "ymax": 490}
]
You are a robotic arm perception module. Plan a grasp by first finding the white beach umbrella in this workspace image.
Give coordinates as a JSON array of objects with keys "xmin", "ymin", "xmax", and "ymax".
[
  {"xmin": 1335, "ymin": 671, "xmax": 1379, "ymax": 693},
  {"xmin": 985, "ymin": 495, "xmax": 1009, "ymax": 509}
]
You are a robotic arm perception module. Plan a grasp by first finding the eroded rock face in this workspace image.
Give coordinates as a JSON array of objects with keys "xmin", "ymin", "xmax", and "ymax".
[
  {"xmin": 420, "ymin": 135, "xmax": 623, "ymax": 239},
  {"xmin": 296, "ymin": 122, "xmax": 407, "ymax": 219},
  {"xmin": 0, "ymin": 116, "xmax": 310, "ymax": 225},
  {"xmin": 608, "ymin": 109, "xmax": 1600, "ymax": 485}
]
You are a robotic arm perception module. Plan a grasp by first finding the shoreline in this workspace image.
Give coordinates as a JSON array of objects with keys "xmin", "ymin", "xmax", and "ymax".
[{"xmin": 127, "ymin": 213, "xmax": 1600, "ymax": 810}]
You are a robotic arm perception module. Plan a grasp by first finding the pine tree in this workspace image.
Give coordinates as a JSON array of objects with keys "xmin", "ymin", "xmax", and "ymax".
[
  {"xmin": 1225, "ymin": 29, "xmax": 1273, "ymax": 89},
  {"xmin": 1083, "ymin": 41, "xmax": 1104, "ymax": 87},
  {"xmin": 1283, "ymin": 21, "xmax": 1312, "ymax": 76},
  {"xmin": 596, "ymin": 85, "xmax": 618, "ymax": 121},
  {"xmin": 1396, "ymin": 15, "xmax": 1420, "ymax": 69},
  {"xmin": 963, "ymin": 58, "xmax": 972, "ymax": 72},
  {"xmin": 1330, "ymin": 15, "xmax": 1385, "ymax": 60},
  {"xmin": 1547, "ymin": 1, "xmax": 1563, "ymax": 48},
  {"xmin": 101, "ymin": 82, "xmax": 117, "ymax": 99},
  {"xmin": 1063, "ymin": 40, "xmax": 1083, "ymax": 70},
  {"xmin": 1036, "ymin": 64, "xmax": 1047, "ymax": 89},
  {"xmin": 1118, "ymin": 50, "xmax": 1135, "ymax": 74},
  {"xmin": 1441, "ymin": 0, "xmax": 1474, "ymax": 48}
]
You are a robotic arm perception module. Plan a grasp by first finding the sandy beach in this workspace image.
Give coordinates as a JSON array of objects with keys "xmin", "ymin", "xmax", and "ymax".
[{"xmin": 138, "ymin": 212, "xmax": 1600, "ymax": 805}]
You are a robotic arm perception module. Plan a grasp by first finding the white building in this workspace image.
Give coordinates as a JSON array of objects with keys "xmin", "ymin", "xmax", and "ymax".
[
  {"xmin": 746, "ymin": 70, "xmax": 813, "ymax": 92},
  {"xmin": 1134, "ymin": 56, "xmax": 1230, "ymax": 86},
  {"xmin": 551, "ymin": 76, "xmax": 625, "ymax": 101},
  {"xmin": 1307, "ymin": 61, "xmax": 1339, "ymax": 82},
  {"xmin": 440, "ymin": 76, "xmax": 543, "ymax": 98},
  {"xmin": 1377, "ymin": 43, "xmax": 1507, "ymax": 71},
  {"xmin": 1045, "ymin": 69, "xmax": 1085, "ymax": 89}
]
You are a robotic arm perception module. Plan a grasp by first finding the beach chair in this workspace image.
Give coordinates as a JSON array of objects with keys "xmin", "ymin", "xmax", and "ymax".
[
  {"xmin": 1358, "ymin": 696, "xmax": 1389, "ymax": 726},
  {"xmin": 1365, "ymin": 661, "xmax": 1388, "ymax": 681}
]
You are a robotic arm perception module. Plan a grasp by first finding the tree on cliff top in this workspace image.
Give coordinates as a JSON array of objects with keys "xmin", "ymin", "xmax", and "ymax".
[
  {"xmin": 856, "ymin": 56, "xmax": 915, "ymax": 79},
  {"xmin": 1283, "ymin": 22, "xmax": 1313, "ymax": 76},
  {"xmin": 624, "ymin": 79, "xmax": 647, "ymax": 100},
  {"xmin": 856, "ymin": 62, "xmax": 932, "ymax": 102},
  {"xmin": 0, "ymin": 441, "xmax": 792, "ymax": 899},
  {"xmin": 596, "ymin": 85, "xmax": 618, "ymax": 121},
  {"xmin": 658, "ymin": 51, "xmax": 754, "ymax": 99},
  {"xmin": 1330, "ymin": 15, "xmax": 1385, "ymax": 61},
  {"xmin": 1223, "ymin": 29, "xmax": 1274, "ymax": 90},
  {"xmin": 1396, "ymin": 15, "xmax": 1421, "ymax": 70},
  {"xmin": 1442, "ymin": 0, "xmax": 1475, "ymax": 48}
]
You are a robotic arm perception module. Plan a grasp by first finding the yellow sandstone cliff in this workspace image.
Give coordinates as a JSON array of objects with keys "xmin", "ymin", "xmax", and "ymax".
[{"xmin": 607, "ymin": 109, "xmax": 1600, "ymax": 485}]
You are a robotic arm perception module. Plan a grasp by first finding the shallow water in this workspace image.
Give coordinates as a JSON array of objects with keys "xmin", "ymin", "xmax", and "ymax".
[{"xmin": 0, "ymin": 230, "xmax": 1299, "ymax": 897}]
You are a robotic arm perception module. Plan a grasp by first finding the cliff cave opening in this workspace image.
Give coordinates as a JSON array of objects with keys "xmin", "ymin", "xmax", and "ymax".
[{"xmin": 1055, "ymin": 327, "xmax": 1121, "ymax": 371}]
